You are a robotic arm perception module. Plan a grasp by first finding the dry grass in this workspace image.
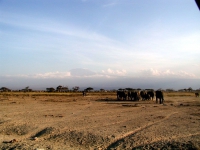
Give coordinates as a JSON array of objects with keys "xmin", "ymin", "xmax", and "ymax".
[
  {"xmin": 165, "ymin": 92, "xmax": 195, "ymax": 97},
  {"xmin": 0, "ymin": 91, "xmax": 116, "ymax": 97}
]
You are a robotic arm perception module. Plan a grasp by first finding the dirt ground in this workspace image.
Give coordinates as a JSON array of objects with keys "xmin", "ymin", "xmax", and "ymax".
[{"xmin": 0, "ymin": 92, "xmax": 200, "ymax": 150}]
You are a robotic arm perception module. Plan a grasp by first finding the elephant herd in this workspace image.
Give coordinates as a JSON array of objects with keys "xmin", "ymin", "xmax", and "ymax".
[{"xmin": 117, "ymin": 90, "xmax": 164, "ymax": 104}]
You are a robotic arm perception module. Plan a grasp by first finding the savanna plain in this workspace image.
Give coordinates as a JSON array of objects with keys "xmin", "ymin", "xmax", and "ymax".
[{"xmin": 0, "ymin": 91, "xmax": 200, "ymax": 150}]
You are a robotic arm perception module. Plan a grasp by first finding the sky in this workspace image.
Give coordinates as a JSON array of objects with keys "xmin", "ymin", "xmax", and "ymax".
[{"xmin": 0, "ymin": 0, "xmax": 200, "ymax": 90}]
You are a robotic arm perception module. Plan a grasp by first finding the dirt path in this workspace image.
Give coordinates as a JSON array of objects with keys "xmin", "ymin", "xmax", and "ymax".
[{"xmin": 106, "ymin": 111, "xmax": 178, "ymax": 149}]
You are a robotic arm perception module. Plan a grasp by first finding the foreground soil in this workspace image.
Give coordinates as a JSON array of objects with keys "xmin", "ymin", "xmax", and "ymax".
[{"xmin": 0, "ymin": 92, "xmax": 200, "ymax": 150}]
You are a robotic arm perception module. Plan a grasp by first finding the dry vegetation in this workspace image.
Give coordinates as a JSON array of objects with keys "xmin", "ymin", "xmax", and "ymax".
[{"xmin": 0, "ymin": 91, "xmax": 200, "ymax": 150}]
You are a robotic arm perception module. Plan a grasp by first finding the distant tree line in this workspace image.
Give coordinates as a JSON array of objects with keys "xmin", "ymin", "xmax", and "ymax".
[{"xmin": 0, "ymin": 86, "xmax": 200, "ymax": 93}]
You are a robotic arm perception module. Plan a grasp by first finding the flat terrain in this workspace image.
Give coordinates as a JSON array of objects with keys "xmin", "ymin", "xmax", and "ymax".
[{"xmin": 0, "ymin": 92, "xmax": 200, "ymax": 150}]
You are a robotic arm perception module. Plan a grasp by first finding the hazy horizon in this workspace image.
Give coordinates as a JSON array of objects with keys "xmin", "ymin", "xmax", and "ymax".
[
  {"xmin": 1, "ymin": 1, "xmax": 200, "ymax": 90},
  {"xmin": 1, "ymin": 68, "xmax": 200, "ymax": 91}
]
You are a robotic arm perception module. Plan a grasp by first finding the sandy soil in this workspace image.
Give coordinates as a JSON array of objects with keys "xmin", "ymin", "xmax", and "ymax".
[{"xmin": 0, "ymin": 92, "xmax": 200, "ymax": 150}]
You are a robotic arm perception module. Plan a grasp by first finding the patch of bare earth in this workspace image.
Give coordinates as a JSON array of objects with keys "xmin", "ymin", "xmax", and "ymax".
[{"xmin": 0, "ymin": 93, "xmax": 200, "ymax": 149}]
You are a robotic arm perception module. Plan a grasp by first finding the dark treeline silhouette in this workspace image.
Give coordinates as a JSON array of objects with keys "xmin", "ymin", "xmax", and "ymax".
[{"xmin": 0, "ymin": 86, "xmax": 200, "ymax": 93}]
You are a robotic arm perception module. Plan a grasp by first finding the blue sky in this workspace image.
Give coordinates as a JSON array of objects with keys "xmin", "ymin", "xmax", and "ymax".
[{"xmin": 0, "ymin": 0, "xmax": 200, "ymax": 90}]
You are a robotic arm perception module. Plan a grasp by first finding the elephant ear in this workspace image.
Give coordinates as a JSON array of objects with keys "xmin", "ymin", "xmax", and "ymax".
[{"xmin": 195, "ymin": 0, "xmax": 200, "ymax": 10}]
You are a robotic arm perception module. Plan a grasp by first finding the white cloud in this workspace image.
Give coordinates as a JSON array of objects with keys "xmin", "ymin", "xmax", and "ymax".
[
  {"xmin": 137, "ymin": 68, "xmax": 161, "ymax": 77},
  {"xmin": 103, "ymin": 2, "xmax": 117, "ymax": 7},
  {"xmin": 138, "ymin": 68, "xmax": 197, "ymax": 78},
  {"xmin": 1, "ymin": 12, "xmax": 199, "ymax": 80},
  {"xmin": 69, "ymin": 68, "xmax": 96, "ymax": 77},
  {"xmin": 3, "ymin": 68, "xmax": 198, "ymax": 80},
  {"xmin": 178, "ymin": 71, "xmax": 196, "ymax": 78},
  {"xmin": 2, "ymin": 68, "xmax": 128, "ymax": 79},
  {"xmin": 4, "ymin": 72, "xmax": 71, "ymax": 79},
  {"xmin": 102, "ymin": 68, "xmax": 127, "ymax": 76},
  {"xmin": 0, "ymin": 12, "xmax": 116, "ymax": 45},
  {"xmin": 33, "ymin": 72, "xmax": 71, "ymax": 78}
]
